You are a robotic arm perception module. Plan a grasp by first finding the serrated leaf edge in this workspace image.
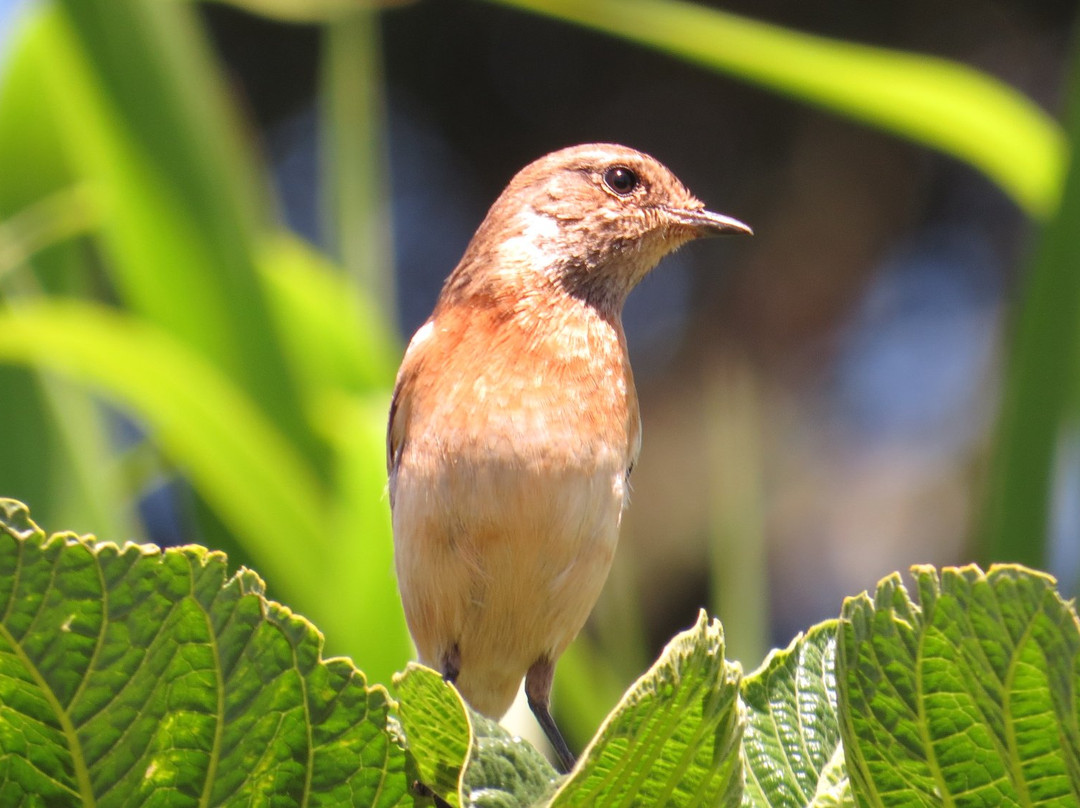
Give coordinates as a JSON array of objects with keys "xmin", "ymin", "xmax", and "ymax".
[
  {"xmin": 0, "ymin": 502, "xmax": 405, "ymax": 806},
  {"xmin": 392, "ymin": 662, "xmax": 474, "ymax": 808},
  {"xmin": 838, "ymin": 562, "xmax": 1080, "ymax": 808}
]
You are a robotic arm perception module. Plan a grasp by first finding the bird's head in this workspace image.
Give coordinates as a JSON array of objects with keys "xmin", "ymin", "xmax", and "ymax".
[{"xmin": 441, "ymin": 143, "xmax": 751, "ymax": 313}]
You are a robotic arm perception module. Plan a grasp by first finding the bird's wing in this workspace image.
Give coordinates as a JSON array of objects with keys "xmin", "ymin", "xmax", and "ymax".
[
  {"xmin": 386, "ymin": 376, "xmax": 406, "ymax": 478},
  {"xmin": 386, "ymin": 365, "xmax": 416, "ymax": 509},
  {"xmin": 387, "ymin": 319, "xmax": 437, "ymax": 505}
]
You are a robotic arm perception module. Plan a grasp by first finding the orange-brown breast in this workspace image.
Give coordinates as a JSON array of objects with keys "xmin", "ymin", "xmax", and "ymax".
[{"xmin": 390, "ymin": 292, "xmax": 640, "ymax": 484}]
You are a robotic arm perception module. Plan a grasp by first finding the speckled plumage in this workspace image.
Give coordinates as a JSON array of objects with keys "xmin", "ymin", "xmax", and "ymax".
[{"xmin": 387, "ymin": 143, "xmax": 749, "ymax": 767}]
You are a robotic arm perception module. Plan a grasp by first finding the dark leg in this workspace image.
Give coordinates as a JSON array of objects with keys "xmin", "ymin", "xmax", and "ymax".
[
  {"xmin": 525, "ymin": 657, "xmax": 576, "ymax": 772},
  {"xmin": 441, "ymin": 643, "xmax": 461, "ymax": 683},
  {"xmin": 412, "ymin": 780, "xmax": 453, "ymax": 808}
]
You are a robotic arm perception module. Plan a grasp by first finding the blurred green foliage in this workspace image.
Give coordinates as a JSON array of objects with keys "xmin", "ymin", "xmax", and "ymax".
[
  {"xmin": 0, "ymin": 0, "xmax": 1076, "ymax": 752},
  {"xmin": 981, "ymin": 35, "xmax": 1080, "ymax": 570},
  {"xmin": 0, "ymin": 0, "xmax": 407, "ymax": 684}
]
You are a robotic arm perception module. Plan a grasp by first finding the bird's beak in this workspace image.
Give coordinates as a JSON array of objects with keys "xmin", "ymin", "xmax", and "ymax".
[{"xmin": 668, "ymin": 207, "xmax": 753, "ymax": 238}]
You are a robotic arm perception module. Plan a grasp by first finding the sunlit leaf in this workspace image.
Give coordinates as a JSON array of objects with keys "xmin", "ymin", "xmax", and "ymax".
[
  {"xmin": 465, "ymin": 712, "xmax": 558, "ymax": 808},
  {"xmin": 838, "ymin": 564, "xmax": 1080, "ymax": 806},
  {"xmin": 40, "ymin": 0, "xmax": 322, "ymax": 466},
  {"xmin": 0, "ymin": 499, "xmax": 412, "ymax": 806},
  {"xmin": 259, "ymin": 233, "xmax": 398, "ymax": 400},
  {"xmin": 0, "ymin": 12, "xmax": 128, "ymax": 542},
  {"xmin": 741, "ymin": 622, "xmax": 852, "ymax": 808},
  {"xmin": 550, "ymin": 610, "xmax": 743, "ymax": 807},
  {"xmin": 394, "ymin": 664, "xmax": 471, "ymax": 808}
]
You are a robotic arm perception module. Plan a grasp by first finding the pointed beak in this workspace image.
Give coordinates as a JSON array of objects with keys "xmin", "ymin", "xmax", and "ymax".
[{"xmin": 667, "ymin": 207, "xmax": 753, "ymax": 238}]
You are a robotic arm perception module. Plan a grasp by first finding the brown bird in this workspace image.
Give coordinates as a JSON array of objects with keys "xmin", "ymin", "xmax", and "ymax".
[{"xmin": 387, "ymin": 143, "xmax": 750, "ymax": 770}]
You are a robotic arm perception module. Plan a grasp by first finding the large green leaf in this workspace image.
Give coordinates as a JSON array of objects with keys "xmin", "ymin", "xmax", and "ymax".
[
  {"xmin": 487, "ymin": 0, "xmax": 1065, "ymax": 218},
  {"xmin": 549, "ymin": 610, "xmax": 743, "ymax": 807},
  {"xmin": 838, "ymin": 564, "xmax": 1080, "ymax": 807},
  {"xmin": 7, "ymin": 498, "xmax": 1080, "ymax": 806},
  {"xmin": 0, "ymin": 498, "xmax": 412, "ymax": 806},
  {"xmin": 741, "ymin": 621, "xmax": 852, "ymax": 808}
]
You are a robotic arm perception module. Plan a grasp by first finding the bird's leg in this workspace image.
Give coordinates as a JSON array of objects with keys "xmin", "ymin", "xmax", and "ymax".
[
  {"xmin": 441, "ymin": 643, "xmax": 461, "ymax": 683},
  {"xmin": 411, "ymin": 780, "xmax": 453, "ymax": 808},
  {"xmin": 525, "ymin": 657, "xmax": 576, "ymax": 773}
]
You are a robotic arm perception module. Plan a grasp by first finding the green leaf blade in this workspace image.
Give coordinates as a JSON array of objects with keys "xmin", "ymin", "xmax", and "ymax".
[
  {"xmin": 0, "ymin": 526, "xmax": 89, "ymax": 804},
  {"xmin": 0, "ymin": 499, "xmax": 413, "ymax": 807},
  {"xmin": 23, "ymin": 0, "xmax": 327, "ymax": 478},
  {"xmin": 465, "ymin": 712, "xmax": 559, "ymax": 808},
  {"xmin": 394, "ymin": 666, "xmax": 560, "ymax": 808},
  {"xmin": 740, "ymin": 621, "xmax": 851, "ymax": 808},
  {"xmin": 838, "ymin": 564, "xmax": 1080, "ymax": 808},
  {"xmin": 0, "ymin": 301, "xmax": 326, "ymax": 606},
  {"xmin": 550, "ymin": 610, "xmax": 743, "ymax": 807},
  {"xmin": 394, "ymin": 664, "xmax": 471, "ymax": 808}
]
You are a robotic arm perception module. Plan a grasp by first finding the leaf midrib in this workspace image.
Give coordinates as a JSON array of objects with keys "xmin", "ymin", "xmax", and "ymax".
[
  {"xmin": 197, "ymin": 568, "xmax": 226, "ymax": 808},
  {"xmin": 0, "ymin": 619, "xmax": 95, "ymax": 805}
]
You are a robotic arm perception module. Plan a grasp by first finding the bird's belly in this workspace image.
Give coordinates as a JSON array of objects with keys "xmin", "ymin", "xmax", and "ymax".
[{"xmin": 392, "ymin": 452, "xmax": 626, "ymax": 717}]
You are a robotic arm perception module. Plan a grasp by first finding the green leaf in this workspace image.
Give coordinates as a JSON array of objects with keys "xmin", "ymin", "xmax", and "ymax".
[
  {"xmin": 549, "ymin": 610, "xmax": 743, "ymax": 807},
  {"xmin": 806, "ymin": 749, "xmax": 853, "ymax": 808},
  {"xmin": 394, "ymin": 664, "xmax": 471, "ymax": 808},
  {"xmin": 38, "ymin": 0, "xmax": 323, "ymax": 467},
  {"xmin": 978, "ymin": 28, "xmax": 1080, "ymax": 569},
  {"xmin": 0, "ymin": 498, "xmax": 413, "ymax": 806},
  {"xmin": 487, "ymin": 0, "xmax": 1066, "ymax": 217},
  {"xmin": 0, "ymin": 301, "xmax": 327, "ymax": 608},
  {"xmin": 0, "ymin": 10, "xmax": 76, "ymax": 218},
  {"xmin": 193, "ymin": 0, "xmax": 385, "ymax": 24},
  {"xmin": 0, "ymin": 16, "xmax": 135, "ymax": 546},
  {"xmin": 393, "ymin": 667, "xmax": 562, "ymax": 808},
  {"xmin": 259, "ymin": 233, "xmax": 398, "ymax": 400},
  {"xmin": 741, "ymin": 621, "xmax": 853, "ymax": 808},
  {"xmin": 838, "ymin": 564, "xmax": 1080, "ymax": 807},
  {"xmin": 464, "ymin": 712, "xmax": 559, "ymax": 808}
]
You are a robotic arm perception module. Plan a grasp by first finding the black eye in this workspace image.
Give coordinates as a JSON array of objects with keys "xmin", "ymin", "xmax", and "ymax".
[{"xmin": 603, "ymin": 166, "xmax": 638, "ymax": 195}]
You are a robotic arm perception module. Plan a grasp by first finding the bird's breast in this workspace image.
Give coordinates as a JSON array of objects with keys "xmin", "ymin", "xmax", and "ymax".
[{"xmin": 440, "ymin": 307, "xmax": 634, "ymax": 468}]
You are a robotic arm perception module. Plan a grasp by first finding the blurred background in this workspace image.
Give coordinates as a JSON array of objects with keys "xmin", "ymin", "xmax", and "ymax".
[{"xmin": 0, "ymin": 0, "xmax": 1078, "ymax": 751}]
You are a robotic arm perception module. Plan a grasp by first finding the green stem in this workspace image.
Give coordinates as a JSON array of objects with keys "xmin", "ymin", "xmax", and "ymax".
[
  {"xmin": 705, "ymin": 350, "xmax": 768, "ymax": 668},
  {"xmin": 320, "ymin": 9, "xmax": 396, "ymax": 320}
]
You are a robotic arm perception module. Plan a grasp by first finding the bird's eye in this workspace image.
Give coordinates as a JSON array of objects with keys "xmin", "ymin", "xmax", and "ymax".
[{"xmin": 603, "ymin": 166, "xmax": 638, "ymax": 195}]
